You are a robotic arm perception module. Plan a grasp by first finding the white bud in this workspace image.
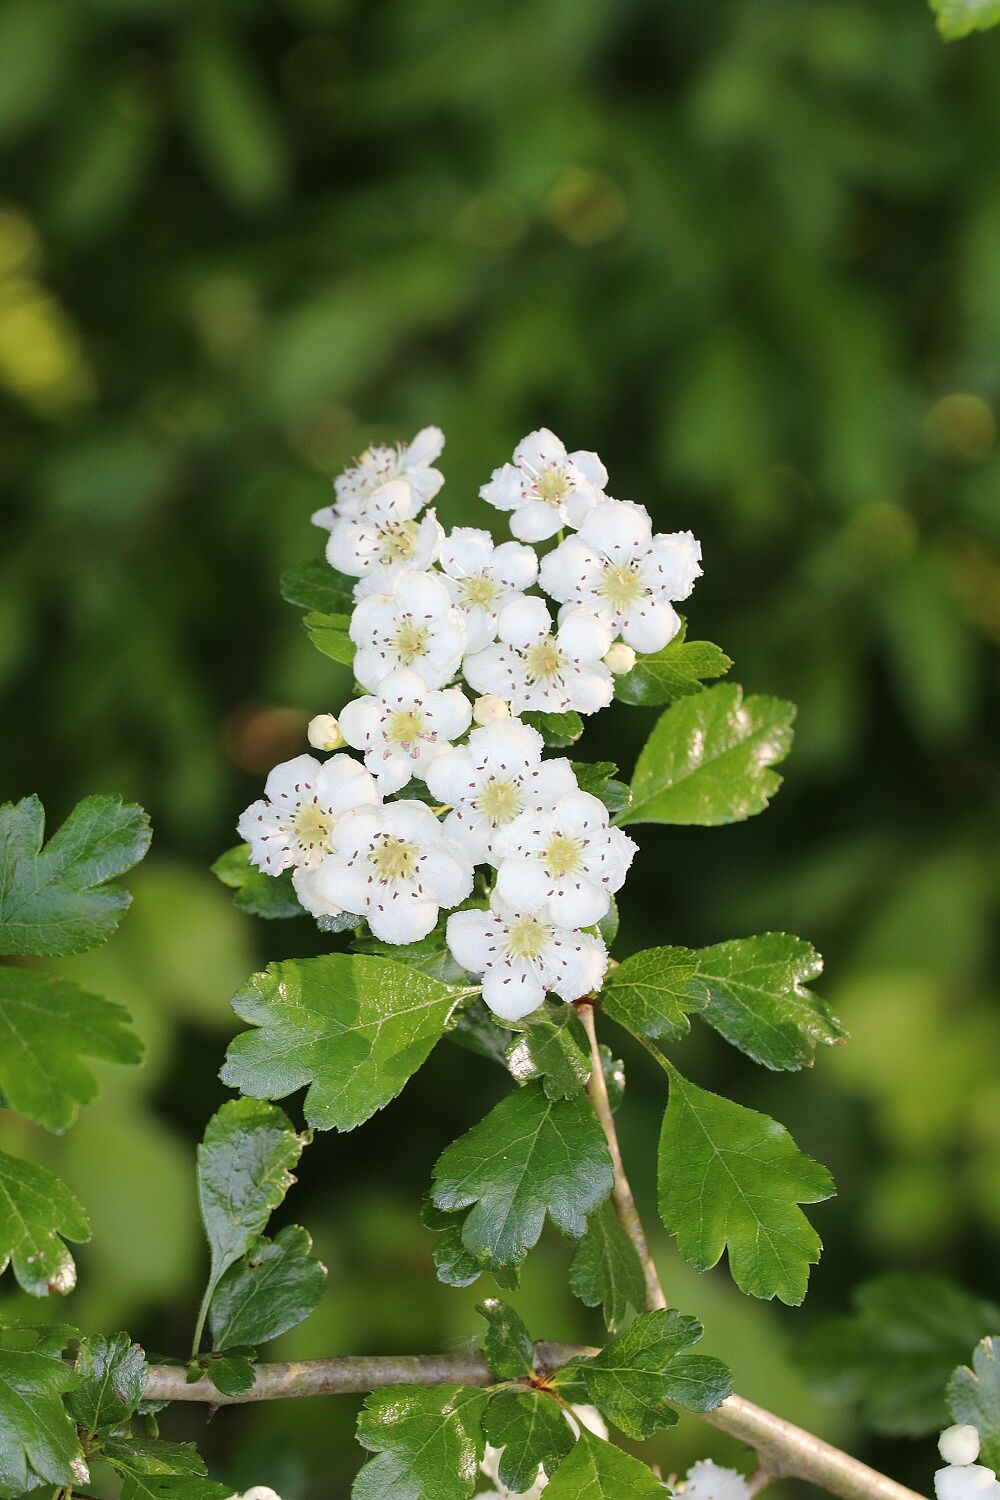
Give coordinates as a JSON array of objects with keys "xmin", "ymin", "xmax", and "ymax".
[
  {"xmin": 940, "ymin": 1427, "xmax": 982, "ymax": 1467},
  {"xmin": 307, "ymin": 713, "xmax": 345, "ymax": 751},
  {"xmin": 935, "ymin": 1465, "xmax": 1000, "ymax": 1500},
  {"xmin": 240, "ymin": 1489, "xmax": 283, "ymax": 1500},
  {"xmin": 604, "ymin": 642, "xmax": 636, "ymax": 675},
  {"xmin": 472, "ymin": 694, "xmax": 511, "ymax": 727}
]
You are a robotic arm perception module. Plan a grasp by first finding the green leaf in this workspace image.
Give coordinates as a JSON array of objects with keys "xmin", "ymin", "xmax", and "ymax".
[
  {"xmin": 569, "ymin": 1200, "xmax": 645, "ymax": 1335},
  {"xmin": 504, "ymin": 1002, "xmax": 590, "ymax": 1100},
  {"xmin": 0, "ymin": 967, "xmax": 144, "ymax": 1131},
  {"xmin": 0, "ymin": 794, "xmax": 151, "ymax": 956},
  {"xmin": 521, "ymin": 710, "xmax": 584, "ymax": 748},
  {"xmin": 798, "ymin": 1274, "xmax": 1000, "ymax": 1437},
  {"xmin": 67, "ymin": 1332, "xmax": 147, "ymax": 1434},
  {"xmin": 949, "ymin": 1337, "xmax": 1000, "ymax": 1468},
  {"xmin": 570, "ymin": 762, "xmax": 632, "ymax": 817},
  {"xmin": 304, "ymin": 610, "xmax": 356, "ymax": 666},
  {"xmin": 178, "ymin": 28, "xmax": 288, "ymax": 213},
  {"xmin": 353, "ymin": 1385, "xmax": 487, "ymax": 1500},
  {"xmin": 614, "ymin": 623, "xmax": 733, "ymax": 706},
  {"xmin": 431, "ymin": 1083, "xmax": 613, "ymax": 1269},
  {"xmin": 621, "ymin": 684, "xmax": 795, "ymax": 827},
  {"xmin": 545, "ymin": 1430, "xmax": 667, "ymax": 1496},
  {"xmin": 599, "ymin": 1045, "xmax": 625, "ymax": 1113},
  {"xmin": 552, "ymin": 1308, "xmax": 732, "ymax": 1439},
  {"xmin": 204, "ymin": 1354, "xmax": 256, "ymax": 1396},
  {"xmin": 0, "ymin": 1150, "xmax": 89, "ymax": 1296},
  {"xmin": 690, "ymin": 934, "xmax": 845, "ymax": 1071},
  {"xmin": 0, "ymin": 1345, "xmax": 84, "ymax": 1497},
  {"xmin": 477, "ymin": 1298, "xmax": 534, "ymax": 1380},
  {"xmin": 221, "ymin": 954, "xmax": 473, "ymax": 1132},
  {"xmin": 600, "ymin": 946, "xmax": 702, "ymax": 1042},
  {"xmin": 209, "ymin": 1224, "xmax": 326, "ymax": 1352},
  {"xmin": 930, "ymin": 0, "xmax": 1000, "ymax": 39},
  {"xmin": 481, "ymin": 1389, "xmax": 573, "ymax": 1491},
  {"xmin": 658, "ymin": 1068, "xmax": 833, "ymax": 1305},
  {"xmin": 197, "ymin": 1099, "xmax": 305, "ymax": 1303},
  {"xmin": 281, "ymin": 561, "xmax": 356, "ymax": 615},
  {"xmin": 102, "ymin": 1438, "xmax": 232, "ymax": 1500},
  {"xmin": 211, "ymin": 845, "xmax": 304, "ymax": 920}
]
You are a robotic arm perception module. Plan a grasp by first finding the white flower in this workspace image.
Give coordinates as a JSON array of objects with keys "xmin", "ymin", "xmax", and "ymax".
[
  {"xmin": 540, "ymin": 498, "xmax": 702, "ymax": 654},
  {"xmin": 349, "ymin": 571, "xmax": 467, "ymax": 691},
  {"xmin": 480, "ymin": 428, "xmax": 608, "ymax": 542},
  {"xmin": 424, "ymin": 719, "xmax": 577, "ymax": 864},
  {"xmin": 307, "ymin": 713, "xmax": 345, "ymax": 751},
  {"xmin": 479, "ymin": 1405, "xmax": 608, "ymax": 1497},
  {"xmin": 941, "ymin": 1428, "xmax": 982, "ymax": 1467},
  {"xmin": 935, "ymin": 1466, "xmax": 1000, "ymax": 1500},
  {"xmin": 236, "ymin": 753, "xmax": 381, "ymax": 878},
  {"xmin": 311, "ymin": 800, "xmax": 473, "ymax": 944},
  {"xmin": 312, "ymin": 426, "xmax": 445, "ymax": 525},
  {"xmin": 338, "ymin": 668, "xmax": 472, "ymax": 794},
  {"xmin": 681, "ymin": 1459, "xmax": 752, "ymax": 1500},
  {"xmin": 492, "ymin": 789, "xmax": 636, "ymax": 930},
  {"xmin": 324, "ymin": 479, "xmax": 443, "ymax": 585},
  {"xmin": 438, "ymin": 527, "xmax": 538, "ymax": 652},
  {"xmin": 446, "ymin": 895, "xmax": 607, "ymax": 1020},
  {"xmin": 463, "ymin": 596, "xmax": 613, "ymax": 715}
]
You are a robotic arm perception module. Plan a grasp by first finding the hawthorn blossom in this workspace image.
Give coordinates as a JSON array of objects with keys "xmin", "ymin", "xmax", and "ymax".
[
  {"xmin": 311, "ymin": 425, "xmax": 444, "ymax": 525},
  {"xmin": 446, "ymin": 896, "xmax": 607, "ymax": 1020},
  {"xmin": 492, "ymin": 789, "xmax": 637, "ymax": 930},
  {"xmin": 338, "ymin": 668, "xmax": 472, "ymax": 793},
  {"xmin": 324, "ymin": 479, "xmax": 442, "ymax": 585},
  {"xmin": 480, "ymin": 428, "xmax": 608, "ymax": 542},
  {"xmin": 311, "ymin": 800, "xmax": 473, "ymax": 944},
  {"xmin": 479, "ymin": 1404, "xmax": 609, "ymax": 1497},
  {"xmin": 237, "ymin": 754, "xmax": 380, "ymax": 878},
  {"xmin": 349, "ymin": 571, "xmax": 467, "ymax": 691},
  {"xmin": 540, "ymin": 498, "xmax": 702, "ymax": 654},
  {"xmin": 437, "ymin": 527, "xmax": 538, "ymax": 652},
  {"xmin": 680, "ymin": 1460, "xmax": 752, "ymax": 1500},
  {"xmin": 463, "ymin": 595, "xmax": 613, "ymax": 715},
  {"xmin": 424, "ymin": 718, "xmax": 578, "ymax": 863}
]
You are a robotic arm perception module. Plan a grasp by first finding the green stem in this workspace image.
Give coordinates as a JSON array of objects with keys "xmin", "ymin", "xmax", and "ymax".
[{"xmin": 190, "ymin": 1281, "xmax": 213, "ymax": 1358}]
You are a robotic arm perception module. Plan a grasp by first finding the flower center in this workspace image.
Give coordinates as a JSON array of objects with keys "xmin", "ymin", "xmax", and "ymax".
[
  {"xmin": 542, "ymin": 832, "xmax": 585, "ymax": 879},
  {"xmin": 293, "ymin": 802, "xmax": 334, "ymax": 851},
  {"xmin": 460, "ymin": 573, "xmax": 502, "ymax": 609},
  {"xmin": 534, "ymin": 465, "xmax": 570, "ymax": 505},
  {"xmin": 524, "ymin": 637, "xmax": 565, "ymax": 683},
  {"xmin": 505, "ymin": 913, "xmax": 553, "ymax": 960},
  {"xmin": 369, "ymin": 836, "xmax": 420, "ymax": 883},
  {"xmin": 386, "ymin": 707, "xmax": 427, "ymax": 747},
  {"xmin": 599, "ymin": 561, "xmax": 647, "ymax": 610},
  {"xmin": 475, "ymin": 778, "xmax": 523, "ymax": 825},
  {"xmin": 378, "ymin": 519, "xmax": 419, "ymax": 562},
  {"xmin": 392, "ymin": 619, "xmax": 430, "ymax": 664}
]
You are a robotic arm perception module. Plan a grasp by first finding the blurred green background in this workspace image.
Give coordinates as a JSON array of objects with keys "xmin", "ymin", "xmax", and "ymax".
[{"xmin": 1, "ymin": 0, "xmax": 998, "ymax": 1493}]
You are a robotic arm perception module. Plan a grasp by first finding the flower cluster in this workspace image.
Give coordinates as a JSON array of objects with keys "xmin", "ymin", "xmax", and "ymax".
[
  {"xmin": 677, "ymin": 1460, "xmax": 751, "ymax": 1499},
  {"xmin": 239, "ymin": 426, "xmax": 702, "ymax": 1021},
  {"xmin": 935, "ymin": 1425, "xmax": 1000, "ymax": 1499}
]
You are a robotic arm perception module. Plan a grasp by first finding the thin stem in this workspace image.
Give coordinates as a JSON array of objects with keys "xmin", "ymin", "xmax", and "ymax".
[
  {"xmin": 190, "ymin": 1282, "xmax": 213, "ymax": 1358},
  {"xmin": 578, "ymin": 1001, "xmax": 666, "ymax": 1312}
]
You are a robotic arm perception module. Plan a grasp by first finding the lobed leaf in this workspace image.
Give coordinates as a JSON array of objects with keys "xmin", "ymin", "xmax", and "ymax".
[
  {"xmin": 521, "ymin": 710, "xmax": 584, "ymax": 748},
  {"xmin": 0, "ymin": 1346, "xmax": 84, "ymax": 1498},
  {"xmin": 600, "ymin": 945, "xmax": 702, "ymax": 1042},
  {"xmin": 658, "ymin": 1068, "xmax": 833, "ymax": 1305},
  {"xmin": 304, "ymin": 610, "xmax": 356, "ymax": 667},
  {"xmin": 477, "ymin": 1298, "xmax": 534, "ymax": 1380},
  {"xmin": 504, "ymin": 1002, "xmax": 590, "ymax": 1100},
  {"xmin": 353, "ymin": 1384, "xmax": 487, "ymax": 1500},
  {"xmin": 621, "ymin": 683, "xmax": 795, "ymax": 827},
  {"xmin": 614, "ymin": 623, "xmax": 733, "ymax": 706},
  {"xmin": 570, "ymin": 761, "xmax": 632, "ymax": 817},
  {"xmin": 0, "ymin": 967, "xmax": 144, "ymax": 1132},
  {"xmin": 280, "ymin": 561, "xmax": 355, "ymax": 614},
  {"xmin": 481, "ymin": 1389, "xmax": 573, "ymax": 1491},
  {"xmin": 210, "ymin": 1223, "xmax": 326, "ymax": 1352},
  {"xmin": 102, "ymin": 1438, "xmax": 232, "ymax": 1500},
  {"xmin": 222, "ymin": 953, "xmax": 474, "ymax": 1132},
  {"xmin": 211, "ymin": 845, "xmax": 304, "ymax": 920},
  {"xmin": 545, "ymin": 1430, "xmax": 667, "ymax": 1496},
  {"xmin": 68, "ymin": 1332, "xmax": 147, "ymax": 1434},
  {"xmin": 569, "ymin": 1201, "xmax": 645, "ymax": 1335},
  {"xmin": 0, "ymin": 795, "xmax": 151, "ymax": 956},
  {"xmin": 949, "ymin": 1337, "xmax": 1000, "ymax": 1469},
  {"xmin": 690, "ymin": 933, "xmax": 844, "ymax": 1071},
  {"xmin": 431, "ymin": 1082, "xmax": 613, "ymax": 1269},
  {"xmin": 0, "ymin": 1150, "xmax": 90, "ymax": 1297}
]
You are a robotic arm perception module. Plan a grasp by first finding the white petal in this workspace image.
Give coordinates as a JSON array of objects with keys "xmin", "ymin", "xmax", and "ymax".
[
  {"xmin": 567, "ymin": 448, "xmax": 608, "ymax": 492},
  {"xmin": 369, "ymin": 750, "xmax": 413, "ymax": 794},
  {"xmin": 315, "ymin": 755, "xmax": 381, "ymax": 813},
  {"xmin": 510, "ymin": 499, "xmax": 562, "ymax": 543},
  {"xmin": 396, "ymin": 569, "xmax": 452, "ymax": 615},
  {"xmin": 580, "ymin": 498, "xmax": 651, "ymax": 561},
  {"xmin": 264, "ymin": 755, "xmax": 322, "ymax": 808},
  {"xmin": 550, "ymin": 790, "xmax": 608, "ymax": 835},
  {"xmin": 480, "ymin": 463, "xmax": 524, "ymax": 512},
  {"xmin": 566, "ymin": 662, "xmax": 614, "ymax": 714},
  {"xmin": 482, "ymin": 962, "xmax": 546, "ymax": 1021},
  {"xmin": 440, "ymin": 526, "xmax": 494, "ymax": 577},
  {"xmin": 445, "ymin": 909, "xmax": 495, "ymax": 974},
  {"xmin": 292, "ymin": 864, "xmax": 341, "ymax": 917},
  {"xmin": 469, "ymin": 716, "xmax": 543, "ymax": 767},
  {"xmin": 603, "ymin": 828, "xmax": 639, "ymax": 888},
  {"xmin": 497, "ymin": 593, "xmax": 551, "ymax": 648},
  {"xmin": 548, "ymin": 879, "xmax": 608, "ymax": 929},
  {"xmin": 530, "ymin": 758, "xmax": 579, "ymax": 805},
  {"xmin": 311, "ymin": 858, "xmax": 371, "ymax": 917},
  {"xmin": 462, "ymin": 643, "xmax": 515, "ymax": 698},
  {"xmin": 425, "ymin": 686, "xmax": 473, "ymax": 741},
  {"xmin": 494, "ymin": 858, "xmax": 553, "ymax": 912},
  {"xmin": 338, "ymin": 696, "xmax": 381, "ymax": 750},
  {"xmin": 492, "ymin": 540, "xmax": 538, "ymax": 589},
  {"xmin": 514, "ymin": 428, "xmax": 566, "ymax": 472},
  {"xmin": 325, "ymin": 519, "xmax": 371, "ymax": 576},
  {"xmin": 556, "ymin": 608, "xmax": 611, "ymax": 662},
  {"xmin": 539, "ymin": 537, "xmax": 593, "ymax": 603},
  {"xmin": 405, "ymin": 425, "xmax": 445, "ymax": 466},
  {"xmin": 368, "ymin": 890, "xmax": 439, "ymax": 944},
  {"xmin": 543, "ymin": 930, "xmax": 608, "ymax": 1001},
  {"xmin": 622, "ymin": 599, "xmax": 681, "ymax": 654},
  {"xmin": 419, "ymin": 848, "xmax": 474, "ymax": 908},
  {"xmin": 648, "ymin": 530, "xmax": 703, "ymax": 600}
]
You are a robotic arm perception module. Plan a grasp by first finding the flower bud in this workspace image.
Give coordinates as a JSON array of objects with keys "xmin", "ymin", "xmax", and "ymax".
[
  {"xmin": 307, "ymin": 714, "xmax": 345, "ymax": 751},
  {"xmin": 939, "ymin": 1426, "xmax": 981, "ymax": 1467},
  {"xmin": 472, "ymin": 694, "xmax": 511, "ymax": 727},
  {"xmin": 604, "ymin": 642, "xmax": 636, "ymax": 675}
]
